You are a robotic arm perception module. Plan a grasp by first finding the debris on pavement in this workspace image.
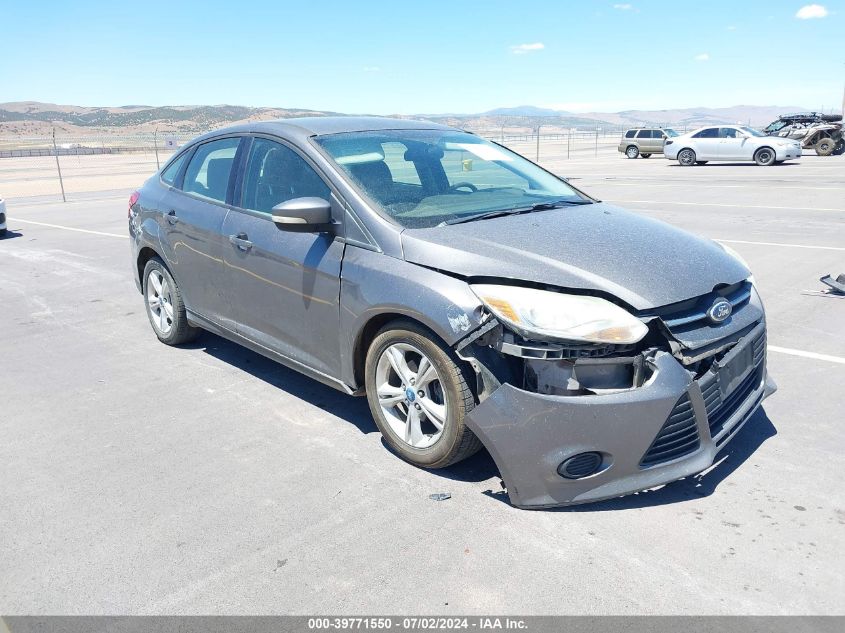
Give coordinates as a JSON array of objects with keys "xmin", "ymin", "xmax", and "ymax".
[{"xmin": 429, "ymin": 493, "xmax": 452, "ymax": 501}]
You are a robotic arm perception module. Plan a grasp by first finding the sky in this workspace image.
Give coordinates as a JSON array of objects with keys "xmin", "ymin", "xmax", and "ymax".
[{"xmin": 1, "ymin": 0, "xmax": 843, "ymax": 114}]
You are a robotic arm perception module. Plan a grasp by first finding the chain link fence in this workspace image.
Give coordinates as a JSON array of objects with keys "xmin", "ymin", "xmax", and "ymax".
[{"xmin": 0, "ymin": 123, "xmax": 689, "ymax": 202}]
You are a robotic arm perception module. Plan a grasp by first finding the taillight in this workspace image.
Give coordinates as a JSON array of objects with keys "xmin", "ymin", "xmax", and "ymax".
[{"xmin": 128, "ymin": 191, "xmax": 140, "ymax": 218}]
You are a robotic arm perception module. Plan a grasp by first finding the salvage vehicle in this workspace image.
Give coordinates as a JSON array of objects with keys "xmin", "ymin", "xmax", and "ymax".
[
  {"xmin": 762, "ymin": 112, "xmax": 844, "ymax": 156},
  {"xmin": 129, "ymin": 117, "xmax": 776, "ymax": 508},
  {"xmin": 664, "ymin": 125, "xmax": 801, "ymax": 166},
  {"xmin": 617, "ymin": 127, "xmax": 680, "ymax": 158}
]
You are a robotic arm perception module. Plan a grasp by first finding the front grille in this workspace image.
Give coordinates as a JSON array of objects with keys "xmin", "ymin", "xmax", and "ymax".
[
  {"xmin": 698, "ymin": 331, "xmax": 766, "ymax": 438},
  {"xmin": 640, "ymin": 393, "xmax": 701, "ymax": 468},
  {"xmin": 642, "ymin": 281, "xmax": 752, "ymax": 332}
]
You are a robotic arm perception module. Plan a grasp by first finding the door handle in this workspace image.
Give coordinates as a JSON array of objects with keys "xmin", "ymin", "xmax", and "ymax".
[
  {"xmin": 228, "ymin": 232, "xmax": 253, "ymax": 251},
  {"xmin": 166, "ymin": 210, "xmax": 178, "ymax": 225}
]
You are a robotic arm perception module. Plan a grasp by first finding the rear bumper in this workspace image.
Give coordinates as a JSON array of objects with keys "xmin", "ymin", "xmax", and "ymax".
[{"xmin": 464, "ymin": 329, "xmax": 775, "ymax": 509}]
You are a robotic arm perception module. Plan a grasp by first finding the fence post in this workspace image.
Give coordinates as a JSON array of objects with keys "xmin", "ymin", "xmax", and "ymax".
[
  {"xmin": 154, "ymin": 127, "xmax": 160, "ymax": 170},
  {"xmin": 595, "ymin": 127, "xmax": 599, "ymax": 157},
  {"xmin": 535, "ymin": 125, "xmax": 541, "ymax": 163},
  {"xmin": 567, "ymin": 128, "xmax": 571, "ymax": 159},
  {"xmin": 52, "ymin": 128, "xmax": 67, "ymax": 203}
]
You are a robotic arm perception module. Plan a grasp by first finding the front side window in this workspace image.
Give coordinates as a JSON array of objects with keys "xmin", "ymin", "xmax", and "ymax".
[
  {"xmin": 315, "ymin": 129, "xmax": 589, "ymax": 229},
  {"xmin": 692, "ymin": 128, "xmax": 718, "ymax": 139},
  {"xmin": 183, "ymin": 137, "xmax": 240, "ymax": 203},
  {"xmin": 240, "ymin": 138, "xmax": 330, "ymax": 213},
  {"xmin": 720, "ymin": 128, "xmax": 741, "ymax": 138}
]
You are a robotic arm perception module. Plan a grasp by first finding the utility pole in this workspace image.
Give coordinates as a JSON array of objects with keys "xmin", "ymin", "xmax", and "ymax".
[{"xmin": 52, "ymin": 128, "xmax": 66, "ymax": 203}]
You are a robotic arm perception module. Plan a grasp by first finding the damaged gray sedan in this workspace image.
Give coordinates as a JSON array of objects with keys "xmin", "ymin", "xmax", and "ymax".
[{"xmin": 129, "ymin": 117, "xmax": 776, "ymax": 508}]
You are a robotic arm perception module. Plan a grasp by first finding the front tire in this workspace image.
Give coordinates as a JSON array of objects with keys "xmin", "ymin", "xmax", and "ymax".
[
  {"xmin": 625, "ymin": 146, "xmax": 639, "ymax": 159},
  {"xmin": 754, "ymin": 147, "xmax": 776, "ymax": 166},
  {"xmin": 364, "ymin": 320, "xmax": 482, "ymax": 468},
  {"xmin": 815, "ymin": 137, "xmax": 835, "ymax": 156},
  {"xmin": 677, "ymin": 149, "xmax": 696, "ymax": 166},
  {"xmin": 142, "ymin": 257, "xmax": 199, "ymax": 345}
]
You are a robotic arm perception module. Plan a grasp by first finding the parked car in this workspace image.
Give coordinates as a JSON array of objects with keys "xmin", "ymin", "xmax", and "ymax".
[
  {"xmin": 0, "ymin": 196, "xmax": 7, "ymax": 236},
  {"xmin": 664, "ymin": 125, "xmax": 802, "ymax": 166},
  {"xmin": 129, "ymin": 117, "xmax": 775, "ymax": 508},
  {"xmin": 617, "ymin": 127, "xmax": 680, "ymax": 158},
  {"xmin": 762, "ymin": 112, "xmax": 844, "ymax": 156}
]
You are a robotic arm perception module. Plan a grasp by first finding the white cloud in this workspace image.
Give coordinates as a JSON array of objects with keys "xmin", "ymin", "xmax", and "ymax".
[
  {"xmin": 796, "ymin": 4, "xmax": 828, "ymax": 19},
  {"xmin": 694, "ymin": 53, "xmax": 710, "ymax": 61},
  {"xmin": 613, "ymin": 3, "xmax": 633, "ymax": 9},
  {"xmin": 726, "ymin": 25, "xmax": 737, "ymax": 30},
  {"xmin": 362, "ymin": 66, "xmax": 381, "ymax": 72},
  {"xmin": 509, "ymin": 42, "xmax": 545, "ymax": 55}
]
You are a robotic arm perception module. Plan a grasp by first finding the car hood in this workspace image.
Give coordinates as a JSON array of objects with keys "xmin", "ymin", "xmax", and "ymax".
[{"xmin": 400, "ymin": 203, "xmax": 749, "ymax": 310}]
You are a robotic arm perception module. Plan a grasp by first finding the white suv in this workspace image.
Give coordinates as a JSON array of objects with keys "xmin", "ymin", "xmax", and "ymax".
[{"xmin": 0, "ymin": 197, "xmax": 7, "ymax": 236}]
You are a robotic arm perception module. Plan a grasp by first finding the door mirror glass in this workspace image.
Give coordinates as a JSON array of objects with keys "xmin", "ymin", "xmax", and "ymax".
[{"xmin": 271, "ymin": 197, "xmax": 332, "ymax": 229}]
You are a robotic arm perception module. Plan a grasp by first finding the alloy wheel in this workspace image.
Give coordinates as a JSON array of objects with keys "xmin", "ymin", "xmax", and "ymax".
[
  {"xmin": 146, "ymin": 269, "xmax": 174, "ymax": 335},
  {"xmin": 375, "ymin": 343, "xmax": 447, "ymax": 449}
]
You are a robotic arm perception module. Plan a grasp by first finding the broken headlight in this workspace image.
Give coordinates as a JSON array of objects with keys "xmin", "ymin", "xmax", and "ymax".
[{"xmin": 470, "ymin": 284, "xmax": 648, "ymax": 345}]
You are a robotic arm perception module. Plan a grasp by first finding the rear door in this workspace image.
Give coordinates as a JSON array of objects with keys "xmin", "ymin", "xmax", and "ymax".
[
  {"xmin": 158, "ymin": 136, "xmax": 242, "ymax": 326},
  {"xmin": 221, "ymin": 136, "xmax": 344, "ymax": 378},
  {"xmin": 691, "ymin": 127, "xmax": 720, "ymax": 159},
  {"xmin": 718, "ymin": 127, "xmax": 746, "ymax": 160}
]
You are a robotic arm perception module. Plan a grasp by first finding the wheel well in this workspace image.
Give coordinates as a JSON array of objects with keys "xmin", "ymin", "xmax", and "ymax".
[
  {"xmin": 626, "ymin": 144, "xmax": 638, "ymax": 152},
  {"xmin": 754, "ymin": 145, "xmax": 775, "ymax": 157},
  {"xmin": 352, "ymin": 312, "xmax": 432, "ymax": 388},
  {"xmin": 137, "ymin": 247, "xmax": 162, "ymax": 289}
]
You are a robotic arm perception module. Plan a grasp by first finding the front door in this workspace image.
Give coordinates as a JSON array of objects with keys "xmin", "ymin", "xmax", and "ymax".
[
  {"xmin": 718, "ymin": 127, "xmax": 746, "ymax": 160},
  {"xmin": 691, "ymin": 127, "xmax": 721, "ymax": 159},
  {"xmin": 222, "ymin": 137, "xmax": 344, "ymax": 378},
  {"xmin": 159, "ymin": 136, "xmax": 241, "ymax": 325}
]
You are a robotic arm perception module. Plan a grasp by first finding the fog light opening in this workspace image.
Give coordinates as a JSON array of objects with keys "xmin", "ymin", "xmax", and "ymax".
[{"xmin": 557, "ymin": 452, "xmax": 604, "ymax": 479}]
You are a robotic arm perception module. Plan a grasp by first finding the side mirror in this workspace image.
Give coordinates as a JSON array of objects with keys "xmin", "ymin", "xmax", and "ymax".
[{"xmin": 271, "ymin": 197, "xmax": 332, "ymax": 230}]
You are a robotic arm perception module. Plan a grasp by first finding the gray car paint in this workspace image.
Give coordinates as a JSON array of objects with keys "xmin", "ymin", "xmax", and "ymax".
[
  {"xmin": 401, "ymin": 203, "xmax": 749, "ymax": 310},
  {"xmin": 130, "ymin": 116, "xmax": 772, "ymax": 509}
]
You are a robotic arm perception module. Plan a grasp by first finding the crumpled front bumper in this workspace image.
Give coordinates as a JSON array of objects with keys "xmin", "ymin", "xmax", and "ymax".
[{"xmin": 464, "ymin": 345, "xmax": 776, "ymax": 509}]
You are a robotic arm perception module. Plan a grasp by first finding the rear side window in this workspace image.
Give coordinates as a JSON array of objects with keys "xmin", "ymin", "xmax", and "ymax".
[
  {"xmin": 636, "ymin": 130, "xmax": 651, "ymax": 138},
  {"xmin": 692, "ymin": 128, "xmax": 718, "ymax": 138},
  {"xmin": 183, "ymin": 137, "xmax": 240, "ymax": 203},
  {"xmin": 240, "ymin": 138, "xmax": 330, "ymax": 213},
  {"xmin": 625, "ymin": 130, "xmax": 636, "ymax": 138},
  {"xmin": 161, "ymin": 151, "xmax": 188, "ymax": 186}
]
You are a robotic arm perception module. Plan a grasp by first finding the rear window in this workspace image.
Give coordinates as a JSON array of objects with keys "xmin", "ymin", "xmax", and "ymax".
[{"xmin": 625, "ymin": 130, "xmax": 636, "ymax": 138}]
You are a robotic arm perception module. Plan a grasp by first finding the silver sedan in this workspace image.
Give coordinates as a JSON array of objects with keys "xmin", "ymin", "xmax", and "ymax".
[{"xmin": 664, "ymin": 125, "xmax": 802, "ymax": 166}]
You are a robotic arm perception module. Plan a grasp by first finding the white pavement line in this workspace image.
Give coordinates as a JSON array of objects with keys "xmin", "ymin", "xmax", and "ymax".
[
  {"xmin": 768, "ymin": 346, "xmax": 845, "ymax": 365},
  {"xmin": 715, "ymin": 238, "xmax": 845, "ymax": 252},
  {"xmin": 605, "ymin": 199, "xmax": 844, "ymax": 212},
  {"xmin": 9, "ymin": 218, "xmax": 128, "ymax": 239}
]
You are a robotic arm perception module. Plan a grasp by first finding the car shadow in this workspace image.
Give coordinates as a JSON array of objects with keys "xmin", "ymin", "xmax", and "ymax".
[
  {"xmin": 483, "ymin": 408, "xmax": 777, "ymax": 511},
  {"xmin": 0, "ymin": 229, "xmax": 24, "ymax": 240},
  {"xmin": 667, "ymin": 162, "xmax": 799, "ymax": 168},
  {"xmin": 190, "ymin": 332, "xmax": 377, "ymax": 436}
]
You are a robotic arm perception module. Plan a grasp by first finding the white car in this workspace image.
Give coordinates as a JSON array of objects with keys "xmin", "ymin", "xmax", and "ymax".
[
  {"xmin": 664, "ymin": 125, "xmax": 802, "ymax": 166},
  {"xmin": 0, "ymin": 196, "xmax": 6, "ymax": 236}
]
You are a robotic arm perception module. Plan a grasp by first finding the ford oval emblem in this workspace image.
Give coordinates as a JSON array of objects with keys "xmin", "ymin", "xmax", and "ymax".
[{"xmin": 708, "ymin": 299, "xmax": 732, "ymax": 324}]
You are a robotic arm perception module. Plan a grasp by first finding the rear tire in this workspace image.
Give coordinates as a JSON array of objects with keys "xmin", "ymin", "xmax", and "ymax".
[
  {"xmin": 142, "ymin": 257, "xmax": 200, "ymax": 346},
  {"xmin": 815, "ymin": 137, "xmax": 835, "ymax": 156},
  {"xmin": 677, "ymin": 149, "xmax": 696, "ymax": 166},
  {"xmin": 640, "ymin": 153, "xmax": 652, "ymax": 158},
  {"xmin": 364, "ymin": 320, "xmax": 482, "ymax": 469},
  {"xmin": 754, "ymin": 147, "xmax": 776, "ymax": 166},
  {"xmin": 625, "ymin": 146, "xmax": 639, "ymax": 159}
]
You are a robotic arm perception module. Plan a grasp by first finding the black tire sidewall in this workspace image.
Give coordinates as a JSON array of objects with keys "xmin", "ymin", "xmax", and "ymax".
[
  {"xmin": 364, "ymin": 323, "xmax": 473, "ymax": 468},
  {"xmin": 755, "ymin": 147, "xmax": 776, "ymax": 166},
  {"xmin": 142, "ymin": 258, "xmax": 185, "ymax": 345},
  {"xmin": 679, "ymin": 149, "xmax": 696, "ymax": 165},
  {"xmin": 626, "ymin": 146, "xmax": 639, "ymax": 158}
]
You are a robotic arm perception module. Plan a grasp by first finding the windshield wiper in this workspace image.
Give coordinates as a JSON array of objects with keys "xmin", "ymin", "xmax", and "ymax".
[{"xmin": 441, "ymin": 199, "xmax": 592, "ymax": 226}]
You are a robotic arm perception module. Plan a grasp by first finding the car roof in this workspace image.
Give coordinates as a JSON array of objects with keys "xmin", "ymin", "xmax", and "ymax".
[{"xmin": 191, "ymin": 116, "xmax": 456, "ymax": 145}]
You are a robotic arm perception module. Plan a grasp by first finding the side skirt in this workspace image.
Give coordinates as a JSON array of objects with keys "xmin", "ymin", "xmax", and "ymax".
[{"xmin": 186, "ymin": 310, "xmax": 357, "ymax": 396}]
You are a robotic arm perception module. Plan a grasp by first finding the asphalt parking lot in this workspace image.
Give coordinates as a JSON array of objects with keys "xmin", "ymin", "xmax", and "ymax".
[{"xmin": 1, "ymin": 151, "xmax": 843, "ymax": 615}]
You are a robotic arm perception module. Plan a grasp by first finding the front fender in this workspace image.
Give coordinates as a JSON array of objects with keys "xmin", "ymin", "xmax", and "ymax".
[{"xmin": 339, "ymin": 245, "xmax": 484, "ymax": 388}]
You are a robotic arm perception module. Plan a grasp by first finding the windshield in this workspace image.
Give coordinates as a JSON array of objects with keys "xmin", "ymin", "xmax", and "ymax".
[
  {"xmin": 315, "ymin": 130, "xmax": 589, "ymax": 228},
  {"xmin": 740, "ymin": 127, "xmax": 767, "ymax": 137},
  {"xmin": 663, "ymin": 128, "xmax": 680, "ymax": 137},
  {"xmin": 763, "ymin": 121, "xmax": 787, "ymax": 132}
]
